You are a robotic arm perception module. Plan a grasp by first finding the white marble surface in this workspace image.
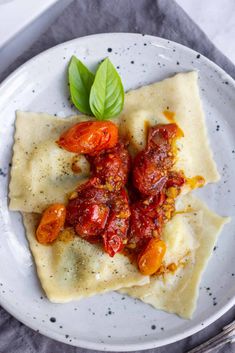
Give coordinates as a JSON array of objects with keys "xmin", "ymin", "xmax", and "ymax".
[
  {"xmin": 0, "ymin": 0, "xmax": 58, "ymax": 47},
  {"xmin": 0, "ymin": 0, "xmax": 70, "ymax": 77},
  {"xmin": 176, "ymin": 0, "xmax": 235, "ymax": 64}
]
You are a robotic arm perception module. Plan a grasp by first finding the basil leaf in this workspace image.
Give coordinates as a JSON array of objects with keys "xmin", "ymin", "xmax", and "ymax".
[
  {"xmin": 68, "ymin": 56, "xmax": 94, "ymax": 115},
  {"xmin": 89, "ymin": 58, "xmax": 124, "ymax": 120}
]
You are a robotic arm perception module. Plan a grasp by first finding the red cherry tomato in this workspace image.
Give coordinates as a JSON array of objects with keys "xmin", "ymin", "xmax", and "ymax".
[
  {"xmin": 148, "ymin": 123, "xmax": 181, "ymax": 148},
  {"xmin": 88, "ymin": 142, "xmax": 131, "ymax": 191},
  {"xmin": 36, "ymin": 204, "xmax": 66, "ymax": 244},
  {"xmin": 66, "ymin": 179, "xmax": 110, "ymax": 237},
  {"xmin": 57, "ymin": 121, "xmax": 118, "ymax": 155},
  {"xmin": 103, "ymin": 189, "xmax": 130, "ymax": 257},
  {"xmin": 133, "ymin": 123, "xmax": 181, "ymax": 196},
  {"xmin": 128, "ymin": 193, "xmax": 166, "ymax": 252},
  {"xmin": 133, "ymin": 150, "xmax": 168, "ymax": 196},
  {"xmin": 75, "ymin": 203, "xmax": 109, "ymax": 237}
]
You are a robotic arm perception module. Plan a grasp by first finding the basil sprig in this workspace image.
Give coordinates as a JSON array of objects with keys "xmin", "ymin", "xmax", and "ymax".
[
  {"xmin": 68, "ymin": 56, "xmax": 94, "ymax": 115},
  {"xmin": 68, "ymin": 57, "xmax": 124, "ymax": 120}
]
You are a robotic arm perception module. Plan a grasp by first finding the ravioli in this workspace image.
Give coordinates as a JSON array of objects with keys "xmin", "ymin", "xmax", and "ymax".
[
  {"xmin": 120, "ymin": 71, "xmax": 219, "ymax": 185},
  {"xmin": 121, "ymin": 195, "xmax": 229, "ymax": 319},
  {"xmin": 9, "ymin": 112, "xmax": 91, "ymax": 213},
  {"xmin": 9, "ymin": 72, "xmax": 227, "ymax": 314},
  {"xmin": 22, "ymin": 194, "xmax": 228, "ymax": 309},
  {"xmin": 9, "ymin": 72, "xmax": 219, "ymax": 213},
  {"xmin": 23, "ymin": 213, "xmax": 149, "ymax": 302}
]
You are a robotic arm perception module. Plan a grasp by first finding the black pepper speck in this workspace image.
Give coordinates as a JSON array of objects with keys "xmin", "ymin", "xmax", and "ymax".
[
  {"xmin": 0, "ymin": 168, "xmax": 6, "ymax": 177},
  {"xmin": 151, "ymin": 325, "xmax": 156, "ymax": 330},
  {"xmin": 131, "ymin": 61, "xmax": 134, "ymax": 64},
  {"xmin": 50, "ymin": 317, "xmax": 56, "ymax": 323},
  {"xmin": 196, "ymin": 54, "xmax": 201, "ymax": 59},
  {"xmin": 107, "ymin": 48, "xmax": 112, "ymax": 52}
]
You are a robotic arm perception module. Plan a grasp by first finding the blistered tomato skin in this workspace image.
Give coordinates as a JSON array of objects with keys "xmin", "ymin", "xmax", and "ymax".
[
  {"xmin": 128, "ymin": 193, "xmax": 165, "ymax": 252},
  {"xmin": 88, "ymin": 142, "xmax": 131, "ymax": 191},
  {"xmin": 36, "ymin": 204, "xmax": 66, "ymax": 244},
  {"xmin": 133, "ymin": 150, "xmax": 168, "ymax": 196},
  {"xmin": 132, "ymin": 124, "xmax": 180, "ymax": 197},
  {"xmin": 57, "ymin": 121, "xmax": 118, "ymax": 155},
  {"xmin": 148, "ymin": 124, "xmax": 179, "ymax": 147},
  {"xmin": 66, "ymin": 178, "xmax": 110, "ymax": 237},
  {"xmin": 66, "ymin": 183, "xmax": 130, "ymax": 255},
  {"xmin": 75, "ymin": 203, "xmax": 109, "ymax": 237},
  {"xmin": 166, "ymin": 171, "xmax": 185, "ymax": 188},
  {"xmin": 103, "ymin": 188, "xmax": 130, "ymax": 257},
  {"xmin": 138, "ymin": 239, "xmax": 166, "ymax": 275}
]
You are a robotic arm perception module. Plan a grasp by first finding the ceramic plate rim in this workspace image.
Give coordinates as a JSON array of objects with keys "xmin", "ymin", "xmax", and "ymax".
[{"xmin": 0, "ymin": 32, "xmax": 235, "ymax": 351}]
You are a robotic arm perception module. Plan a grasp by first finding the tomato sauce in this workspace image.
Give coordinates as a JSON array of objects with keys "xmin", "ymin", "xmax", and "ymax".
[
  {"xmin": 37, "ymin": 120, "xmax": 188, "ymax": 275},
  {"xmin": 87, "ymin": 141, "xmax": 131, "ymax": 192},
  {"xmin": 127, "ymin": 124, "xmax": 185, "ymax": 269},
  {"xmin": 66, "ymin": 141, "xmax": 131, "ymax": 256}
]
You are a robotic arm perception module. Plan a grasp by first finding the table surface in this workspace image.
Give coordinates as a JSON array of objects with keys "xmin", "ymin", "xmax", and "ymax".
[
  {"xmin": 0, "ymin": 0, "xmax": 235, "ymax": 77},
  {"xmin": 176, "ymin": 0, "xmax": 235, "ymax": 64},
  {"xmin": 0, "ymin": 0, "xmax": 58, "ymax": 47}
]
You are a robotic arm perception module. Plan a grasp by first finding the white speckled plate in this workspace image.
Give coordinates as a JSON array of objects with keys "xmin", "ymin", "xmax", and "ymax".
[{"xmin": 0, "ymin": 33, "xmax": 235, "ymax": 351}]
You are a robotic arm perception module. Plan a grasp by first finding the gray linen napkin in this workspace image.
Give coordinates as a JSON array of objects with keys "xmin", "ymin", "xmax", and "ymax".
[{"xmin": 0, "ymin": 0, "xmax": 234, "ymax": 352}]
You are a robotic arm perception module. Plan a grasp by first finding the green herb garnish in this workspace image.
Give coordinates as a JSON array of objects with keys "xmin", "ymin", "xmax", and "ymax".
[
  {"xmin": 68, "ymin": 56, "xmax": 124, "ymax": 120},
  {"xmin": 68, "ymin": 56, "xmax": 95, "ymax": 115}
]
